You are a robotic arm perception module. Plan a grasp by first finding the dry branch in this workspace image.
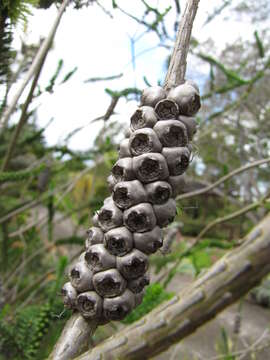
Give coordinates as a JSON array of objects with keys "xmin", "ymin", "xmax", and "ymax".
[{"xmin": 74, "ymin": 213, "xmax": 270, "ymax": 360}]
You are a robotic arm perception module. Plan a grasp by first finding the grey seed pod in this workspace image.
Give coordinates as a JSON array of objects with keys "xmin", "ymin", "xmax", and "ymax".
[
  {"xmin": 92, "ymin": 212, "xmax": 99, "ymax": 227},
  {"xmin": 178, "ymin": 115, "xmax": 197, "ymax": 141},
  {"xmin": 167, "ymin": 84, "xmax": 201, "ymax": 116},
  {"xmin": 61, "ymin": 282, "xmax": 77, "ymax": 309},
  {"xmin": 185, "ymin": 79, "xmax": 200, "ymax": 94},
  {"xmin": 129, "ymin": 128, "xmax": 162, "ymax": 156},
  {"xmin": 69, "ymin": 261, "xmax": 94, "ymax": 293},
  {"xmin": 128, "ymin": 272, "xmax": 150, "ymax": 293},
  {"xmin": 130, "ymin": 106, "xmax": 158, "ymax": 130},
  {"xmin": 104, "ymin": 227, "xmax": 133, "ymax": 256},
  {"xmin": 113, "ymin": 180, "xmax": 147, "ymax": 209},
  {"xmin": 77, "ymin": 291, "xmax": 103, "ymax": 319},
  {"xmin": 140, "ymin": 86, "xmax": 166, "ymax": 107},
  {"xmin": 153, "ymin": 120, "xmax": 188, "ymax": 148},
  {"xmin": 133, "ymin": 226, "xmax": 163, "ymax": 254},
  {"xmin": 155, "ymin": 99, "xmax": 179, "ymax": 119},
  {"xmin": 124, "ymin": 203, "xmax": 156, "ymax": 233},
  {"xmin": 145, "ymin": 181, "xmax": 172, "ymax": 205},
  {"xmin": 85, "ymin": 244, "xmax": 116, "ymax": 273},
  {"xmin": 154, "ymin": 199, "xmax": 177, "ymax": 227},
  {"xmin": 133, "ymin": 153, "xmax": 169, "ymax": 183},
  {"xmin": 119, "ymin": 138, "xmax": 132, "ymax": 158},
  {"xmin": 85, "ymin": 227, "xmax": 104, "ymax": 249},
  {"xmin": 93, "ymin": 268, "xmax": 127, "ymax": 298},
  {"xmin": 103, "ymin": 289, "xmax": 135, "ymax": 321},
  {"xmin": 78, "ymin": 251, "xmax": 87, "ymax": 262},
  {"xmin": 98, "ymin": 200, "xmax": 123, "ymax": 232},
  {"xmin": 107, "ymin": 174, "xmax": 117, "ymax": 193},
  {"xmin": 124, "ymin": 127, "xmax": 132, "ymax": 138},
  {"xmin": 112, "ymin": 158, "xmax": 135, "ymax": 182},
  {"xmin": 162, "ymin": 147, "xmax": 190, "ymax": 176},
  {"xmin": 117, "ymin": 249, "xmax": 149, "ymax": 280},
  {"xmin": 134, "ymin": 290, "xmax": 145, "ymax": 307},
  {"xmin": 168, "ymin": 174, "xmax": 187, "ymax": 197}
]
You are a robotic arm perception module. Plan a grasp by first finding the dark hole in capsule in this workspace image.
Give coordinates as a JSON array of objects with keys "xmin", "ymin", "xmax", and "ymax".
[
  {"xmin": 99, "ymin": 209, "xmax": 112, "ymax": 222},
  {"xmin": 165, "ymin": 125, "xmax": 183, "ymax": 145},
  {"xmin": 125, "ymin": 258, "xmax": 145, "ymax": 275},
  {"xmin": 82, "ymin": 299, "xmax": 94, "ymax": 312},
  {"xmin": 90, "ymin": 253, "xmax": 100, "ymax": 266},
  {"xmin": 100, "ymin": 278, "xmax": 120, "ymax": 293},
  {"xmin": 140, "ymin": 158, "xmax": 159, "ymax": 178},
  {"xmin": 127, "ymin": 212, "xmax": 147, "ymax": 231},
  {"xmin": 155, "ymin": 186, "xmax": 170, "ymax": 203},
  {"xmin": 71, "ymin": 269, "xmax": 80, "ymax": 279},
  {"xmin": 109, "ymin": 237, "xmax": 124, "ymax": 250},
  {"xmin": 113, "ymin": 165, "xmax": 124, "ymax": 178},
  {"xmin": 114, "ymin": 187, "xmax": 129, "ymax": 203},
  {"xmin": 131, "ymin": 134, "xmax": 150, "ymax": 153},
  {"xmin": 131, "ymin": 110, "xmax": 144, "ymax": 128},
  {"xmin": 107, "ymin": 305, "xmax": 125, "ymax": 319}
]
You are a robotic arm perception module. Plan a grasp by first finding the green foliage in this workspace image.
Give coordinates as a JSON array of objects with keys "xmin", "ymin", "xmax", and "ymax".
[
  {"xmin": 0, "ymin": 164, "xmax": 45, "ymax": 183},
  {"xmin": 122, "ymin": 283, "xmax": 174, "ymax": 324},
  {"xmin": 1, "ymin": 0, "xmax": 39, "ymax": 24}
]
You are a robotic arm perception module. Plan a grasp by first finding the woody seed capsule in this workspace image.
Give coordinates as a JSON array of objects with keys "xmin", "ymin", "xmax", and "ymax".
[
  {"xmin": 77, "ymin": 291, "xmax": 103, "ymax": 319},
  {"xmin": 69, "ymin": 261, "xmax": 94, "ymax": 293},
  {"xmin": 117, "ymin": 249, "xmax": 149, "ymax": 280},
  {"xmin": 140, "ymin": 86, "xmax": 167, "ymax": 107},
  {"xmin": 98, "ymin": 200, "xmax": 123, "ymax": 232},
  {"xmin": 153, "ymin": 120, "xmax": 188, "ymax": 148},
  {"xmin": 107, "ymin": 174, "xmax": 117, "ymax": 192},
  {"xmin": 85, "ymin": 244, "xmax": 116, "ymax": 273},
  {"xmin": 145, "ymin": 181, "xmax": 172, "ymax": 205},
  {"xmin": 185, "ymin": 79, "xmax": 200, "ymax": 93},
  {"xmin": 104, "ymin": 227, "xmax": 133, "ymax": 256},
  {"xmin": 154, "ymin": 199, "xmax": 177, "ymax": 227},
  {"xmin": 112, "ymin": 158, "xmax": 135, "ymax": 182},
  {"xmin": 85, "ymin": 227, "xmax": 104, "ymax": 249},
  {"xmin": 103, "ymin": 289, "xmax": 135, "ymax": 321},
  {"xmin": 130, "ymin": 106, "xmax": 158, "ymax": 130},
  {"xmin": 61, "ymin": 282, "xmax": 77, "ymax": 309},
  {"xmin": 93, "ymin": 268, "xmax": 126, "ymax": 298},
  {"xmin": 119, "ymin": 138, "xmax": 132, "ymax": 158},
  {"xmin": 128, "ymin": 272, "xmax": 150, "ymax": 293},
  {"xmin": 168, "ymin": 174, "xmax": 187, "ymax": 197},
  {"xmin": 162, "ymin": 147, "xmax": 190, "ymax": 176},
  {"xmin": 133, "ymin": 153, "xmax": 169, "ymax": 183},
  {"xmin": 124, "ymin": 203, "xmax": 156, "ymax": 233},
  {"xmin": 167, "ymin": 84, "xmax": 201, "ymax": 116},
  {"xmin": 113, "ymin": 180, "xmax": 147, "ymax": 209},
  {"xmin": 133, "ymin": 226, "xmax": 163, "ymax": 254},
  {"xmin": 178, "ymin": 115, "xmax": 197, "ymax": 141},
  {"xmin": 155, "ymin": 99, "xmax": 179, "ymax": 119},
  {"xmin": 129, "ymin": 128, "xmax": 162, "ymax": 156}
]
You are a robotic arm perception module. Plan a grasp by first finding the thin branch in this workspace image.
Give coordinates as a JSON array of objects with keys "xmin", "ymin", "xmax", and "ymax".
[
  {"xmin": 74, "ymin": 213, "xmax": 270, "ymax": 359},
  {"xmin": 0, "ymin": 0, "xmax": 70, "ymax": 132},
  {"xmin": 177, "ymin": 157, "xmax": 270, "ymax": 200},
  {"xmin": 164, "ymin": 0, "xmax": 200, "ymax": 89}
]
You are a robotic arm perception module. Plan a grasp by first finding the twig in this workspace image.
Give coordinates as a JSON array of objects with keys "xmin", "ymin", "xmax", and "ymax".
[
  {"xmin": 164, "ymin": 0, "xmax": 200, "ymax": 89},
  {"xmin": 0, "ymin": 0, "xmax": 70, "ymax": 132},
  {"xmin": 177, "ymin": 157, "xmax": 270, "ymax": 201}
]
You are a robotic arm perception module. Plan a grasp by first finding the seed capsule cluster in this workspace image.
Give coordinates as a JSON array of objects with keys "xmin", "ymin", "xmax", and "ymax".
[{"xmin": 61, "ymin": 81, "xmax": 200, "ymax": 323}]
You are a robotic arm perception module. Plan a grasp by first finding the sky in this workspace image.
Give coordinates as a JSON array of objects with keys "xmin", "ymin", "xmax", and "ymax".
[{"xmin": 10, "ymin": 0, "xmax": 257, "ymax": 151}]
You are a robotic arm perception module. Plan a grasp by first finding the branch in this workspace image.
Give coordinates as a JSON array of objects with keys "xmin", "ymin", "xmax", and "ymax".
[
  {"xmin": 74, "ymin": 213, "xmax": 270, "ymax": 359},
  {"xmin": 177, "ymin": 157, "xmax": 270, "ymax": 200},
  {"xmin": 0, "ymin": 0, "xmax": 70, "ymax": 133},
  {"xmin": 164, "ymin": 0, "xmax": 200, "ymax": 89}
]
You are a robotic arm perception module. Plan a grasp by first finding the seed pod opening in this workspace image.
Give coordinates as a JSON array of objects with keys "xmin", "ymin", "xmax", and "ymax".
[
  {"xmin": 155, "ymin": 99, "xmax": 179, "ymax": 119},
  {"xmin": 154, "ymin": 199, "xmax": 177, "ymax": 227},
  {"xmin": 85, "ymin": 244, "xmax": 116, "ymax": 273},
  {"xmin": 69, "ymin": 261, "xmax": 94, "ymax": 293},
  {"xmin": 119, "ymin": 138, "xmax": 132, "ymax": 158},
  {"xmin": 61, "ymin": 282, "xmax": 77, "ymax": 309},
  {"xmin": 167, "ymin": 84, "xmax": 201, "ymax": 116},
  {"xmin": 85, "ymin": 227, "xmax": 104, "ymax": 249},
  {"xmin": 130, "ymin": 106, "xmax": 158, "ymax": 130},
  {"xmin": 104, "ymin": 227, "xmax": 133, "ymax": 256},
  {"xmin": 113, "ymin": 180, "xmax": 147, "ymax": 209},
  {"xmin": 133, "ymin": 153, "xmax": 169, "ymax": 183},
  {"xmin": 129, "ymin": 128, "xmax": 162, "ymax": 156},
  {"xmin": 124, "ymin": 203, "xmax": 156, "ymax": 233},
  {"xmin": 77, "ymin": 291, "xmax": 103, "ymax": 319},
  {"xmin": 133, "ymin": 226, "xmax": 163, "ymax": 254},
  {"xmin": 117, "ymin": 249, "xmax": 149, "ymax": 280},
  {"xmin": 162, "ymin": 147, "xmax": 190, "ymax": 176},
  {"xmin": 168, "ymin": 174, "xmax": 187, "ymax": 197},
  {"xmin": 153, "ymin": 120, "xmax": 188, "ymax": 148},
  {"xmin": 140, "ymin": 86, "xmax": 166, "ymax": 107},
  {"xmin": 103, "ymin": 289, "xmax": 135, "ymax": 321},
  {"xmin": 145, "ymin": 181, "xmax": 172, "ymax": 205},
  {"xmin": 128, "ymin": 272, "xmax": 150, "ymax": 293},
  {"xmin": 98, "ymin": 201, "xmax": 123, "ymax": 232},
  {"xmin": 93, "ymin": 268, "xmax": 126, "ymax": 298},
  {"xmin": 178, "ymin": 115, "xmax": 197, "ymax": 141},
  {"xmin": 112, "ymin": 158, "xmax": 134, "ymax": 182}
]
